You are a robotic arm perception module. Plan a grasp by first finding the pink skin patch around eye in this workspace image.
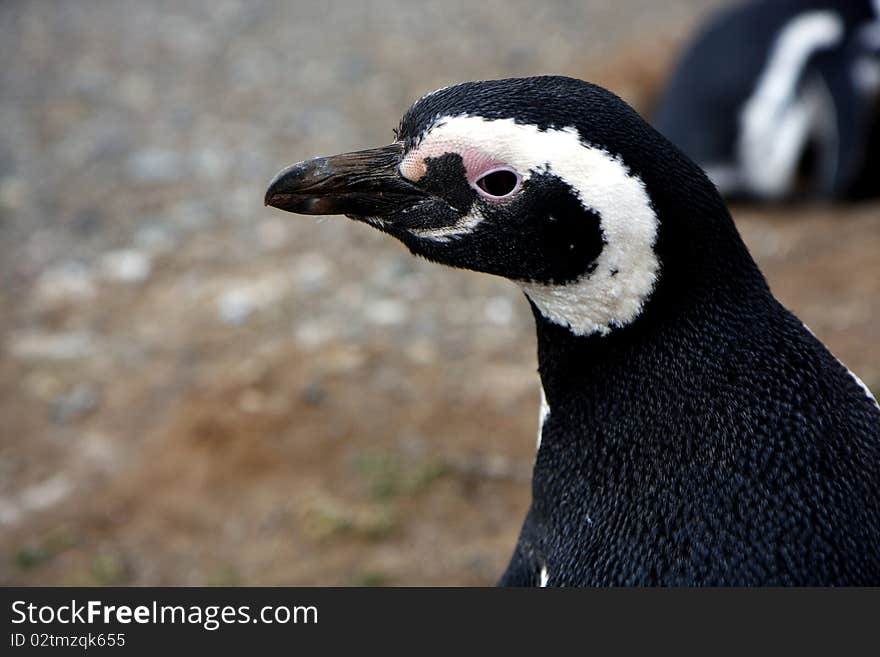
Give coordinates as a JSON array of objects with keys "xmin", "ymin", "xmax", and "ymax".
[{"xmin": 399, "ymin": 140, "xmax": 520, "ymax": 200}]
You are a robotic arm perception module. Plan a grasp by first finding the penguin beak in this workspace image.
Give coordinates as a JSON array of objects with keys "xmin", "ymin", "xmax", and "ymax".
[{"xmin": 264, "ymin": 143, "xmax": 425, "ymax": 217}]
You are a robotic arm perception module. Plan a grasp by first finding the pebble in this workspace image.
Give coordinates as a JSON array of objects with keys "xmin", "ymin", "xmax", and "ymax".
[
  {"xmin": 100, "ymin": 249, "xmax": 152, "ymax": 283},
  {"xmin": 218, "ymin": 289, "xmax": 256, "ymax": 325},
  {"xmin": 216, "ymin": 274, "xmax": 291, "ymax": 325},
  {"xmin": 134, "ymin": 222, "xmax": 177, "ymax": 254},
  {"xmin": 34, "ymin": 261, "xmax": 96, "ymax": 305},
  {"xmin": 291, "ymin": 251, "xmax": 333, "ymax": 289},
  {"xmin": 126, "ymin": 148, "xmax": 184, "ymax": 183},
  {"xmin": 364, "ymin": 298, "xmax": 409, "ymax": 326},
  {"xmin": 0, "ymin": 475, "xmax": 73, "ymax": 526},
  {"xmin": 294, "ymin": 320, "xmax": 337, "ymax": 350},
  {"xmin": 192, "ymin": 145, "xmax": 232, "ymax": 182},
  {"xmin": 484, "ymin": 296, "xmax": 515, "ymax": 326},
  {"xmin": 49, "ymin": 382, "xmax": 100, "ymax": 424},
  {"xmin": 9, "ymin": 331, "xmax": 98, "ymax": 361}
]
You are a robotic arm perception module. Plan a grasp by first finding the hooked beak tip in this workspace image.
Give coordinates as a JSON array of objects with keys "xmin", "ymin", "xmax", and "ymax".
[{"xmin": 264, "ymin": 161, "xmax": 304, "ymax": 209}]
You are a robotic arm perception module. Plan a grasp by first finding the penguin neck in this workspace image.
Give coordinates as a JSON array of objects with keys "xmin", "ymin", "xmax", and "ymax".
[{"xmin": 529, "ymin": 238, "xmax": 772, "ymax": 442}]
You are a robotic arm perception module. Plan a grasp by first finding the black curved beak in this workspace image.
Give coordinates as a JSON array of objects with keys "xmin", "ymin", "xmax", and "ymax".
[{"xmin": 264, "ymin": 142, "xmax": 425, "ymax": 217}]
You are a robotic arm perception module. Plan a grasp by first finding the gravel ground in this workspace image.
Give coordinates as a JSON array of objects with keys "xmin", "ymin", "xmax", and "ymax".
[{"xmin": 2, "ymin": 0, "xmax": 878, "ymax": 586}]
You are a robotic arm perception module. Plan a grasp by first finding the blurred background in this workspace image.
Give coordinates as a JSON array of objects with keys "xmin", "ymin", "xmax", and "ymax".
[{"xmin": 1, "ymin": 0, "xmax": 877, "ymax": 586}]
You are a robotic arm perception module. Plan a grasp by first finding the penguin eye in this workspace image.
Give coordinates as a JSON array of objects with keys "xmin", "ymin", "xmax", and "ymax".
[{"xmin": 473, "ymin": 168, "xmax": 521, "ymax": 200}]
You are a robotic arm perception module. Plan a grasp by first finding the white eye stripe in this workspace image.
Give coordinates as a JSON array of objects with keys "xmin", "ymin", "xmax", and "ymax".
[{"xmin": 408, "ymin": 115, "xmax": 660, "ymax": 335}]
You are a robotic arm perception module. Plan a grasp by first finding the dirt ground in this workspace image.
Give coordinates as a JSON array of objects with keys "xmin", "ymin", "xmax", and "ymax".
[{"xmin": 1, "ymin": 0, "xmax": 877, "ymax": 586}]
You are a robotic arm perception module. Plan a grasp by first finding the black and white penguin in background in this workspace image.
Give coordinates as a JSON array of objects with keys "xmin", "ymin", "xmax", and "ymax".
[
  {"xmin": 654, "ymin": 0, "xmax": 880, "ymax": 200},
  {"xmin": 265, "ymin": 76, "xmax": 880, "ymax": 585}
]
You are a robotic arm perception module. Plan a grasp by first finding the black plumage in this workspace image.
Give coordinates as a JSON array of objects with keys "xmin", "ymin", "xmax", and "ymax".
[{"xmin": 503, "ymin": 265, "xmax": 880, "ymax": 585}]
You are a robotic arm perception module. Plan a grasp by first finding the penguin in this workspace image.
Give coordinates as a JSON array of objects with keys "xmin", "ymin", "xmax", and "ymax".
[
  {"xmin": 265, "ymin": 76, "xmax": 880, "ymax": 586},
  {"xmin": 653, "ymin": 0, "xmax": 880, "ymax": 201}
]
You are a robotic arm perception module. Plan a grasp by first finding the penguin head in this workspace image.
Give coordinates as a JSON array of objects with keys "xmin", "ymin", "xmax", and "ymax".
[{"xmin": 266, "ymin": 76, "xmax": 735, "ymax": 335}]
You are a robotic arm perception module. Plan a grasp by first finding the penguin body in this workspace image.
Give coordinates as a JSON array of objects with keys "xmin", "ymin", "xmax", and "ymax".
[
  {"xmin": 503, "ymin": 288, "xmax": 880, "ymax": 586},
  {"xmin": 654, "ymin": 0, "xmax": 880, "ymax": 200},
  {"xmin": 266, "ymin": 76, "xmax": 880, "ymax": 585}
]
